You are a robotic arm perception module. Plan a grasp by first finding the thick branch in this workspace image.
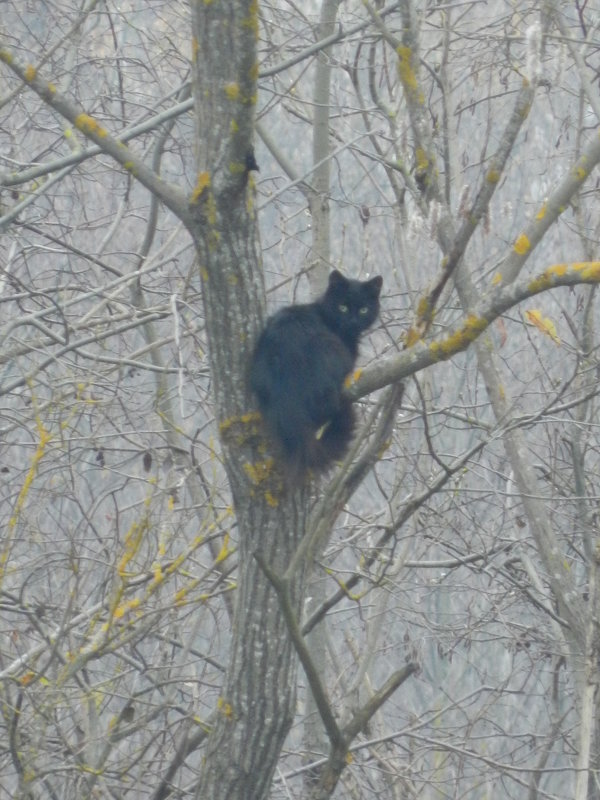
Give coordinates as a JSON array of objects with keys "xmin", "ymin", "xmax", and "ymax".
[
  {"xmin": 351, "ymin": 261, "xmax": 600, "ymax": 399},
  {"xmin": 407, "ymin": 80, "xmax": 535, "ymax": 341},
  {"xmin": 254, "ymin": 553, "xmax": 346, "ymax": 754},
  {"xmin": 498, "ymin": 132, "xmax": 600, "ymax": 286},
  {"xmin": 257, "ymin": 554, "xmax": 417, "ymax": 800},
  {"xmin": 343, "ymin": 663, "xmax": 417, "ymax": 741}
]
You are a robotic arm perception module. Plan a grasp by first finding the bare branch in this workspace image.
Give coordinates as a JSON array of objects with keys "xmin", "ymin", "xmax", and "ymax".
[
  {"xmin": 254, "ymin": 552, "xmax": 345, "ymax": 752},
  {"xmin": 0, "ymin": 46, "xmax": 190, "ymax": 223},
  {"xmin": 343, "ymin": 663, "xmax": 418, "ymax": 742},
  {"xmin": 352, "ymin": 261, "xmax": 600, "ymax": 398}
]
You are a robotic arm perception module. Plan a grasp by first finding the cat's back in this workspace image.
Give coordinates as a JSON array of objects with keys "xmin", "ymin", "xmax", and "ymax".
[
  {"xmin": 251, "ymin": 299, "xmax": 354, "ymax": 407},
  {"xmin": 259, "ymin": 302, "xmax": 327, "ymax": 340},
  {"xmin": 254, "ymin": 302, "xmax": 341, "ymax": 364}
]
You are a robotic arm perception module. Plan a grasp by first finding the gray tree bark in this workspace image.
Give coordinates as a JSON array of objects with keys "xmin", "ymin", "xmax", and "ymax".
[{"xmin": 188, "ymin": 3, "xmax": 311, "ymax": 798}]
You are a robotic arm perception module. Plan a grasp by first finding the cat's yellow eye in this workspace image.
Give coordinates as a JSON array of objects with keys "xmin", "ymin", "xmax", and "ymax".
[
  {"xmin": 359, "ymin": 307, "xmax": 369, "ymax": 315},
  {"xmin": 338, "ymin": 304, "xmax": 348, "ymax": 313}
]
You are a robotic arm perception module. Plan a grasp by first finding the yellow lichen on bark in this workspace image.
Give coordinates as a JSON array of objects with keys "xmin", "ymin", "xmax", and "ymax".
[
  {"xmin": 397, "ymin": 45, "xmax": 418, "ymax": 93},
  {"xmin": 6, "ymin": 418, "xmax": 51, "ymax": 534},
  {"xmin": 204, "ymin": 192, "xmax": 217, "ymax": 226},
  {"xmin": 404, "ymin": 326, "xmax": 422, "ymax": 348},
  {"xmin": 429, "ymin": 315, "xmax": 487, "ymax": 361},
  {"xmin": 578, "ymin": 261, "xmax": 600, "ymax": 280},
  {"xmin": 243, "ymin": 457, "xmax": 275, "ymax": 486},
  {"xmin": 117, "ymin": 516, "xmax": 149, "ymax": 576},
  {"xmin": 215, "ymin": 533, "xmax": 231, "ymax": 564},
  {"xmin": 243, "ymin": 0, "xmax": 259, "ymax": 36},
  {"xmin": 224, "ymin": 82, "xmax": 241, "ymax": 101},
  {"xmin": 190, "ymin": 171, "xmax": 211, "ymax": 203},
  {"xmin": 217, "ymin": 697, "xmax": 234, "ymax": 719},
  {"xmin": 218, "ymin": 411, "xmax": 262, "ymax": 447},
  {"xmin": 513, "ymin": 233, "xmax": 530, "ymax": 255},
  {"xmin": 415, "ymin": 147, "xmax": 429, "ymax": 174},
  {"xmin": 416, "ymin": 295, "xmax": 432, "ymax": 319},
  {"xmin": 526, "ymin": 262, "xmax": 600, "ymax": 293},
  {"xmin": 343, "ymin": 368, "xmax": 362, "ymax": 388},
  {"xmin": 113, "ymin": 597, "xmax": 141, "ymax": 620},
  {"xmin": 264, "ymin": 491, "xmax": 279, "ymax": 507},
  {"xmin": 527, "ymin": 263, "xmax": 567, "ymax": 293},
  {"xmin": 75, "ymin": 113, "xmax": 108, "ymax": 138}
]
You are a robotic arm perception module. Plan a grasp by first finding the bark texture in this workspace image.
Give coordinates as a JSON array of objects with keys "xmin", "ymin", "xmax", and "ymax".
[{"xmin": 189, "ymin": 4, "xmax": 309, "ymax": 798}]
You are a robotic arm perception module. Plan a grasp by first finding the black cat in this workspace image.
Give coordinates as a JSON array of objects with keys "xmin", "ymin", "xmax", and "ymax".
[{"xmin": 250, "ymin": 270, "xmax": 383, "ymax": 475}]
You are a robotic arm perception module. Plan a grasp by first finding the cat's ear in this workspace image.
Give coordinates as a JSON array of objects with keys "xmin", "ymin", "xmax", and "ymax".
[
  {"xmin": 367, "ymin": 275, "xmax": 383, "ymax": 295},
  {"xmin": 328, "ymin": 270, "xmax": 347, "ymax": 287}
]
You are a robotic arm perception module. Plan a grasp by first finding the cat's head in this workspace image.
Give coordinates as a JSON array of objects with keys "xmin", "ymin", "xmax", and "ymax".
[{"xmin": 320, "ymin": 270, "xmax": 383, "ymax": 338}]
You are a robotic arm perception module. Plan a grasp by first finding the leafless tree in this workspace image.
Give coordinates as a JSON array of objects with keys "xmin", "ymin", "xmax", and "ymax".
[{"xmin": 1, "ymin": 2, "xmax": 600, "ymax": 799}]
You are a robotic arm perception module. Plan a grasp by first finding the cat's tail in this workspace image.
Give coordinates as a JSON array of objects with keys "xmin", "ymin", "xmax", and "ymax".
[
  {"xmin": 260, "ymin": 401, "xmax": 314, "ymax": 475},
  {"xmin": 259, "ymin": 399, "xmax": 355, "ymax": 482},
  {"xmin": 305, "ymin": 400, "xmax": 355, "ymax": 473}
]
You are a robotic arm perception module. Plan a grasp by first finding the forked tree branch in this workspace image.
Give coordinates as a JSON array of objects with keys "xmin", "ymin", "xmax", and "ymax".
[
  {"xmin": 351, "ymin": 260, "xmax": 600, "ymax": 399},
  {"xmin": 255, "ymin": 551, "xmax": 417, "ymax": 800},
  {"xmin": 0, "ymin": 46, "xmax": 191, "ymax": 225}
]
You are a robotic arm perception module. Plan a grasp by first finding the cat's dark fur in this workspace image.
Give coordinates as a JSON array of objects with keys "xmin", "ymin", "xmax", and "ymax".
[{"xmin": 250, "ymin": 270, "xmax": 383, "ymax": 476}]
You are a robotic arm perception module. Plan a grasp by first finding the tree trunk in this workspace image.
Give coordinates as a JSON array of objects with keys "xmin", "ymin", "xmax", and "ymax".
[{"xmin": 188, "ymin": 3, "xmax": 310, "ymax": 797}]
